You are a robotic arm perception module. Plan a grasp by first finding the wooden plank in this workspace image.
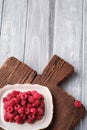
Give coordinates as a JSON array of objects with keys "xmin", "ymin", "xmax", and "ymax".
[
  {"xmin": 0, "ymin": 0, "xmax": 27, "ymax": 64},
  {"xmin": 53, "ymin": 1, "xmax": 84, "ymax": 130},
  {"xmin": 33, "ymin": 55, "xmax": 74, "ymax": 86},
  {"xmin": 24, "ymin": 0, "xmax": 50, "ymax": 73},
  {"xmin": 0, "ymin": 57, "xmax": 37, "ymax": 87},
  {"xmin": 81, "ymin": 0, "xmax": 87, "ymax": 130},
  {"xmin": 0, "ymin": 0, "xmax": 3, "ymax": 35},
  {"xmin": 53, "ymin": 0, "xmax": 83, "ymax": 102}
]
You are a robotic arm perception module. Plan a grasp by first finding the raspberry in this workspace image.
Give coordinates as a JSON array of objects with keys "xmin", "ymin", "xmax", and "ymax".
[
  {"xmin": 39, "ymin": 102, "xmax": 45, "ymax": 108},
  {"xmin": 18, "ymin": 107, "xmax": 25, "ymax": 114},
  {"xmin": 27, "ymin": 103, "xmax": 32, "ymax": 108},
  {"xmin": 9, "ymin": 99, "xmax": 16, "ymax": 106},
  {"xmin": 28, "ymin": 96, "xmax": 36, "ymax": 103},
  {"xmin": 32, "ymin": 100, "xmax": 40, "ymax": 107},
  {"xmin": 7, "ymin": 106, "xmax": 13, "ymax": 113},
  {"xmin": 27, "ymin": 91, "xmax": 31, "ymax": 95},
  {"xmin": 3, "ymin": 97, "xmax": 7, "ymax": 103},
  {"xmin": 30, "ymin": 108, "xmax": 37, "ymax": 114},
  {"xmin": 20, "ymin": 114, "xmax": 26, "ymax": 120},
  {"xmin": 15, "ymin": 115, "xmax": 24, "ymax": 124},
  {"xmin": 4, "ymin": 102, "xmax": 9, "ymax": 109},
  {"xmin": 12, "ymin": 90, "xmax": 20, "ymax": 97},
  {"xmin": 27, "ymin": 119, "xmax": 34, "ymax": 124},
  {"xmin": 21, "ymin": 99, "xmax": 26, "ymax": 106},
  {"xmin": 74, "ymin": 100, "xmax": 82, "ymax": 108},
  {"xmin": 33, "ymin": 92, "xmax": 42, "ymax": 100},
  {"xmin": 14, "ymin": 104, "xmax": 21, "ymax": 110},
  {"xmin": 28, "ymin": 113, "xmax": 35, "ymax": 120},
  {"xmin": 4, "ymin": 114, "xmax": 9, "ymax": 122},
  {"xmin": 25, "ymin": 108, "xmax": 30, "ymax": 114},
  {"xmin": 36, "ymin": 114, "xmax": 42, "ymax": 120},
  {"xmin": 7, "ymin": 113, "xmax": 14, "ymax": 121},
  {"xmin": 20, "ymin": 93, "xmax": 28, "ymax": 99},
  {"xmin": 37, "ymin": 108, "xmax": 44, "ymax": 115}
]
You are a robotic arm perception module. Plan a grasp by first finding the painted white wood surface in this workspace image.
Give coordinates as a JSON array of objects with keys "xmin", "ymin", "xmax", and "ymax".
[{"xmin": 0, "ymin": 0, "xmax": 87, "ymax": 130}]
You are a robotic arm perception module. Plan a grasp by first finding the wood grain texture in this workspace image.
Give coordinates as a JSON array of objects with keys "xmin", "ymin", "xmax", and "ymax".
[
  {"xmin": 0, "ymin": 0, "xmax": 27, "ymax": 64},
  {"xmin": 24, "ymin": 0, "xmax": 50, "ymax": 73}
]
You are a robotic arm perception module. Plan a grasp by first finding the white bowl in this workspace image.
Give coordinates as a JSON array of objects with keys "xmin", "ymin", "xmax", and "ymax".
[{"xmin": 0, "ymin": 84, "xmax": 53, "ymax": 130}]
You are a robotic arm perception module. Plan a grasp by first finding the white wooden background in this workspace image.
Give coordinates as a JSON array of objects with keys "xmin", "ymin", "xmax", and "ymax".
[{"xmin": 0, "ymin": 0, "xmax": 87, "ymax": 129}]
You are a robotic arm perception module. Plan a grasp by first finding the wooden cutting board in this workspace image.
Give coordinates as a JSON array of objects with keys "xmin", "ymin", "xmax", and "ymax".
[{"xmin": 0, "ymin": 55, "xmax": 85, "ymax": 130}]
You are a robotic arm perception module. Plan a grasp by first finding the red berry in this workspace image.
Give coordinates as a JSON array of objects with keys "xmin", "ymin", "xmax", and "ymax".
[
  {"xmin": 21, "ymin": 99, "xmax": 26, "ymax": 106},
  {"xmin": 30, "ymin": 108, "xmax": 37, "ymax": 114},
  {"xmin": 15, "ymin": 115, "xmax": 24, "ymax": 124},
  {"xmin": 25, "ymin": 108, "xmax": 30, "ymax": 114},
  {"xmin": 28, "ymin": 96, "xmax": 36, "ymax": 103},
  {"xmin": 4, "ymin": 114, "xmax": 9, "ymax": 122},
  {"xmin": 33, "ymin": 92, "xmax": 42, "ymax": 100},
  {"xmin": 7, "ymin": 106, "xmax": 13, "ymax": 113},
  {"xmin": 74, "ymin": 100, "xmax": 82, "ymax": 108},
  {"xmin": 28, "ymin": 113, "xmax": 35, "ymax": 120},
  {"xmin": 18, "ymin": 107, "xmax": 25, "ymax": 114},
  {"xmin": 20, "ymin": 93, "xmax": 28, "ymax": 99},
  {"xmin": 36, "ymin": 114, "xmax": 42, "ymax": 120},
  {"xmin": 32, "ymin": 100, "xmax": 40, "ymax": 107},
  {"xmin": 37, "ymin": 107, "xmax": 44, "ymax": 115},
  {"xmin": 14, "ymin": 104, "xmax": 21, "ymax": 110},
  {"xmin": 3, "ymin": 97, "xmax": 7, "ymax": 103},
  {"xmin": 27, "ymin": 119, "xmax": 34, "ymax": 124}
]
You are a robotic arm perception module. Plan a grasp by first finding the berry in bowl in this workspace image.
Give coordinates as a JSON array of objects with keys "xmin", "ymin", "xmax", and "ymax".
[{"xmin": 0, "ymin": 84, "xmax": 53, "ymax": 130}]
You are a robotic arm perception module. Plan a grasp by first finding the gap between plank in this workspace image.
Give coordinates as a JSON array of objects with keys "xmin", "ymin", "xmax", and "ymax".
[
  {"xmin": 0, "ymin": 0, "xmax": 4, "ymax": 36},
  {"xmin": 23, "ymin": 0, "xmax": 29, "ymax": 62},
  {"xmin": 48, "ymin": 0, "xmax": 56, "ymax": 59}
]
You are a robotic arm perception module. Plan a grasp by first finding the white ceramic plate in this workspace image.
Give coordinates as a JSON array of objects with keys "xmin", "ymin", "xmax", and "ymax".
[{"xmin": 0, "ymin": 84, "xmax": 53, "ymax": 130}]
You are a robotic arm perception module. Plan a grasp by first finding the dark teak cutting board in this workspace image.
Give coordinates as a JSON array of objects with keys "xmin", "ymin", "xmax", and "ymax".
[{"xmin": 0, "ymin": 55, "xmax": 85, "ymax": 130}]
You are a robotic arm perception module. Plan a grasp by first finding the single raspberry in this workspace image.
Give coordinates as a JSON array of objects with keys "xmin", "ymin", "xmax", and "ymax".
[
  {"xmin": 20, "ymin": 93, "xmax": 28, "ymax": 99},
  {"xmin": 27, "ymin": 103, "xmax": 32, "ymax": 108},
  {"xmin": 30, "ymin": 108, "xmax": 37, "ymax": 114},
  {"xmin": 27, "ymin": 118, "xmax": 34, "ymax": 124},
  {"xmin": 32, "ymin": 100, "xmax": 40, "ymax": 107},
  {"xmin": 74, "ymin": 100, "xmax": 82, "ymax": 108},
  {"xmin": 7, "ymin": 106, "xmax": 13, "ymax": 113},
  {"xmin": 27, "ymin": 91, "xmax": 31, "ymax": 95},
  {"xmin": 4, "ymin": 102, "xmax": 9, "ymax": 109},
  {"xmin": 25, "ymin": 108, "xmax": 30, "ymax": 114},
  {"xmin": 39, "ymin": 101, "xmax": 45, "ymax": 108},
  {"xmin": 14, "ymin": 104, "xmax": 21, "ymax": 110},
  {"xmin": 3, "ymin": 97, "xmax": 7, "ymax": 103},
  {"xmin": 36, "ymin": 114, "xmax": 42, "ymax": 120},
  {"xmin": 18, "ymin": 107, "xmax": 25, "ymax": 114},
  {"xmin": 4, "ymin": 114, "xmax": 9, "ymax": 122},
  {"xmin": 20, "ymin": 114, "xmax": 26, "ymax": 120},
  {"xmin": 9, "ymin": 99, "xmax": 16, "ymax": 106},
  {"xmin": 12, "ymin": 90, "xmax": 20, "ymax": 97},
  {"xmin": 7, "ymin": 113, "xmax": 14, "ymax": 121},
  {"xmin": 28, "ymin": 96, "xmax": 36, "ymax": 103},
  {"xmin": 15, "ymin": 115, "xmax": 24, "ymax": 124},
  {"xmin": 28, "ymin": 113, "xmax": 35, "ymax": 120},
  {"xmin": 13, "ymin": 97, "xmax": 20, "ymax": 104},
  {"xmin": 21, "ymin": 99, "xmax": 26, "ymax": 106},
  {"xmin": 33, "ymin": 92, "xmax": 42, "ymax": 100},
  {"xmin": 37, "ymin": 107, "xmax": 44, "ymax": 115}
]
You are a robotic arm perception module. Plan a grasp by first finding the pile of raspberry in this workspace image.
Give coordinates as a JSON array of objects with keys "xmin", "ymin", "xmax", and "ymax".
[{"xmin": 3, "ymin": 90, "xmax": 45, "ymax": 124}]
